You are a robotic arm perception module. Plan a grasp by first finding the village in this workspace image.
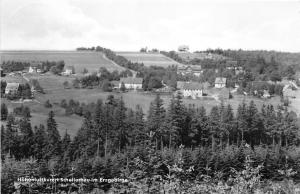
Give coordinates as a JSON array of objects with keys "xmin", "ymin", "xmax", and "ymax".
[{"xmin": 2, "ymin": 45, "xmax": 299, "ymax": 109}]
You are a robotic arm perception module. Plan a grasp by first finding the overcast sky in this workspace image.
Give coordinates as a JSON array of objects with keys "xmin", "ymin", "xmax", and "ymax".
[{"xmin": 1, "ymin": 0, "xmax": 300, "ymax": 52}]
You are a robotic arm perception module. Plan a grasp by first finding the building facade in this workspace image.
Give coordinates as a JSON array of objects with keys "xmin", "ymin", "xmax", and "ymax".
[
  {"xmin": 119, "ymin": 77, "xmax": 143, "ymax": 90},
  {"xmin": 5, "ymin": 83, "xmax": 20, "ymax": 94},
  {"xmin": 215, "ymin": 77, "xmax": 227, "ymax": 88},
  {"xmin": 181, "ymin": 82, "xmax": 204, "ymax": 99}
]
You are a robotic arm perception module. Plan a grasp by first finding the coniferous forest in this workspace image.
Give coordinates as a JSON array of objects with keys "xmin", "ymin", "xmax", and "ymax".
[{"xmin": 1, "ymin": 92, "xmax": 300, "ymax": 193}]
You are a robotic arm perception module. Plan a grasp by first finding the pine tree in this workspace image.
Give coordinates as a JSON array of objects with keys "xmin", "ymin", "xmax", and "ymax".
[
  {"xmin": 147, "ymin": 94, "xmax": 166, "ymax": 149},
  {"xmin": 4, "ymin": 114, "xmax": 19, "ymax": 157},
  {"xmin": 209, "ymin": 106, "xmax": 220, "ymax": 151},
  {"xmin": 19, "ymin": 116, "xmax": 34, "ymax": 158},
  {"xmin": 236, "ymin": 102, "xmax": 247, "ymax": 145},
  {"xmin": 114, "ymin": 97, "xmax": 127, "ymax": 152},
  {"xmin": 132, "ymin": 105, "xmax": 146, "ymax": 147},
  {"xmin": 1, "ymin": 103, "xmax": 8, "ymax": 120},
  {"xmin": 246, "ymin": 101, "xmax": 260, "ymax": 148},
  {"xmin": 32, "ymin": 125, "xmax": 48, "ymax": 160},
  {"xmin": 94, "ymin": 99, "xmax": 104, "ymax": 157},
  {"xmin": 166, "ymin": 92, "xmax": 185, "ymax": 148},
  {"xmin": 46, "ymin": 111, "xmax": 61, "ymax": 158}
]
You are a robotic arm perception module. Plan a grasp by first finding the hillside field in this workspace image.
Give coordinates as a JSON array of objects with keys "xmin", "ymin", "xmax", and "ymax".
[
  {"xmin": 2, "ymin": 73, "xmax": 294, "ymax": 138},
  {"xmin": 0, "ymin": 50, "xmax": 125, "ymax": 73},
  {"xmin": 117, "ymin": 52, "xmax": 185, "ymax": 68}
]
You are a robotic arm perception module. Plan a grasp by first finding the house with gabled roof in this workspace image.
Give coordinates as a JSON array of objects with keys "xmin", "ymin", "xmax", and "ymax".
[
  {"xmin": 28, "ymin": 62, "xmax": 43, "ymax": 73},
  {"xmin": 62, "ymin": 66, "xmax": 75, "ymax": 76},
  {"xmin": 215, "ymin": 77, "xmax": 227, "ymax": 88},
  {"xmin": 5, "ymin": 83, "xmax": 20, "ymax": 94},
  {"xmin": 119, "ymin": 77, "xmax": 143, "ymax": 90},
  {"xmin": 181, "ymin": 82, "xmax": 208, "ymax": 99}
]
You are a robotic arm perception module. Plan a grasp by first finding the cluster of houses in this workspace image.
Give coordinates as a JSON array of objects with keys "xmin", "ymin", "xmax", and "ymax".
[
  {"xmin": 177, "ymin": 60, "xmax": 244, "ymax": 77},
  {"xmin": 27, "ymin": 61, "xmax": 75, "ymax": 76},
  {"xmin": 177, "ymin": 65, "xmax": 203, "ymax": 77},
  {"xmin": 177, "ymin": 77, "xmax": 228, "ymax": 99}
]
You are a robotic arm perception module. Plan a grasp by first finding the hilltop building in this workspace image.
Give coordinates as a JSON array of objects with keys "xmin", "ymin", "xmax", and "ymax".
[
  {"xmin": 178, "ymin": 45, "xmax": 189, "ymax": 52},
  {"xmin": 215, "ymin": 77, "xmax": 227, "ymax": 88},
  {"xmin": 119, "ymin": 77, "xmax": 143, "ymax": 90}
]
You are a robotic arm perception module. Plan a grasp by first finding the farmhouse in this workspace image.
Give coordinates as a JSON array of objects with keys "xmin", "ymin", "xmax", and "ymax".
[
  {"xmin": 215, "ymin": 77, "xmax": 227, "ymax": 88},
  {"xmin": 177, "ymin": 65, "xmax": 203, "ymax": 76},
  {"xmin": 262, "ymin": 90, "xmax": 271, "ymax": 98},
  {"xmin": 28, "ymin": 62, "xmax": 43, "ymax": 73},
  {"xmin": 119, "ymin": 77, "xmax": 143, "ymax": 90},
  {"xmin": 5, "ymin": 83, "xmax": 20, "ymax": 94},
  {"xmin": 62, "ymin": 66, "xmax": 75, "ymax": 76},
  {"xmin": 181, "ymin": 82, "xmax": 204, "ymax": 99},
  {"xmin": 283, "ymin": 85, "xmax": 296, "ymax": 98}
]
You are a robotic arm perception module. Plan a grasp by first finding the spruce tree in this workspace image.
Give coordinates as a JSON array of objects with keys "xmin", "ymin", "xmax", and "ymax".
[
  {"xmin": 32, "ymin": 125, "xmax": 47, "ymax": 160},
  {"xmin": 19, "ymin": 117, "xmax": 34, "ymax": 158},
  {"xmin": 209, "ymin": 106, "xmax": 220, "ymax": 151},
  {"xmin": 166, "ymin": 92, "xmax": 185, "ymax": 148},
  {"xmin": 1, "ymin": 103, "xmax": 8, "ymax": 120},
  {"xmin": 147, "ymin": 94, "xmax": 166, "ymax": 149},
  {"xmin": 46, "ymin": 111, "xmax": 61, "ymax": 158},
  {"xmin": 114, "ymin": 97, "xmax": 127, "ymax": 152}
]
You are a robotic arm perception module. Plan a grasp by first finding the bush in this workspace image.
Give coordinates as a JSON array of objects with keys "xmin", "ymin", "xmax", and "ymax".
[{"xmin": 44, "ymin": 100, "xmax": 52, "ymax": 108}]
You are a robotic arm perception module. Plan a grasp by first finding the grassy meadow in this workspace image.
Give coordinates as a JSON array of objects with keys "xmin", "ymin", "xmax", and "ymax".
[
  {"xmin": 0, "ymin": 50, "xmax": 125, "ymax": 73},
  {"xmin": 117, "ymin": 52, "xmax": 185, "ymax": 67}
]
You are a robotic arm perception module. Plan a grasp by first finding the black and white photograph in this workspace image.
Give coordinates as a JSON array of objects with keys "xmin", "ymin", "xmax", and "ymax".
[{"xmin": 1, "ymin": 0, "xmax": 300, "ymax": 193}]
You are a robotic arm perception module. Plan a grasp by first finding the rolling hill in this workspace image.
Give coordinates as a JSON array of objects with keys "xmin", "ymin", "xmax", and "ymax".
[
  {"xmin": 116, "ymin": 52, "xmax": 185, "ymax": 68},
  {"xmin": 0, "ymin": 50, "xmax": 126, "ymax": 73}
]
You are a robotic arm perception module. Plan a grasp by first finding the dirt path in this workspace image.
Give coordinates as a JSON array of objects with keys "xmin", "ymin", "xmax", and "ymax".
[{"xmin": 102, "ymin": 53, "xmax": 137, "ymax": 76}]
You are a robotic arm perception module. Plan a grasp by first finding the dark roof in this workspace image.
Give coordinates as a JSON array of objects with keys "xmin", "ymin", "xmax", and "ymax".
[
  {"xmin": 178, "ymin": 65, "xmax": 202, "ymax": 71},
  {"xmin": 182, "ymin": 82, "xmax": 204, "ymax": 90},
  {"xmin": 120, "ymin": 77, "xmax": 143, "ymax": 84}
]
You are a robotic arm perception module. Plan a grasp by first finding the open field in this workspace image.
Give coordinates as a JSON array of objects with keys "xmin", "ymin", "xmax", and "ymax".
[
  {"xmin": 117, "ymin": 52, "xmax": 185, "ymax": 67},
  {"xmin": 0, "ymin": 50, "xmax": 125, "ymax": 73},
  {"xmin": 2, "ymin": 73, "xmax": 293, "ymax": 138}
]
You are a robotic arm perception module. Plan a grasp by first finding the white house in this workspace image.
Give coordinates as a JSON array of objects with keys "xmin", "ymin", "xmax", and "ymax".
[
  {"xmin": 119, "ymin": 77, "xmax": 143, "ymax": 90},
  {"xmin": 62, "ymin": 66, "xmax": 75, "ymax": 76},
  {"xmin": 5, "ymin": 83, "xmax": 20, "ymax": 94},
  {"xmin": 215, "ymin": 77, "xmax": 227, "ymax": 88},
  {"xmin": 283, "ymin": 84, "xmax": 296, "ymax": 98},
  {"xmin": 28, "ymin": 62, "xmax": 42, "ymax": 73},
  {"xmin": 181, "ymin": 82, "xmax": 204, "ymax": 99}
]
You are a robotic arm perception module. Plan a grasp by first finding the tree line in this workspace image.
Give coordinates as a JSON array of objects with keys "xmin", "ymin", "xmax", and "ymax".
[
  {"xmin": 1, "ymin": 60, "xmax": 65, "ymax": 74},
  {"xmin": 1, "ymin": 93, "xmax": 300, "ymax": 193}
]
